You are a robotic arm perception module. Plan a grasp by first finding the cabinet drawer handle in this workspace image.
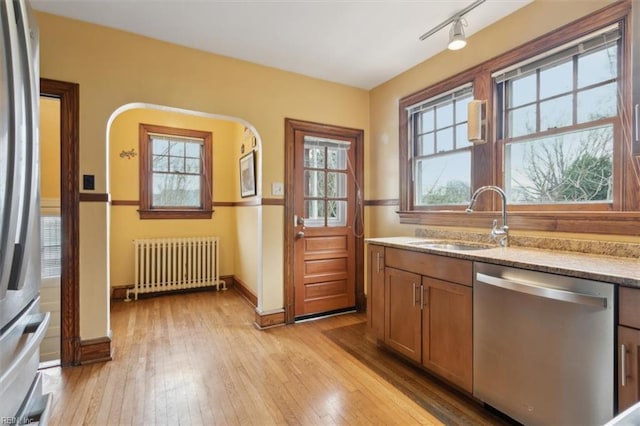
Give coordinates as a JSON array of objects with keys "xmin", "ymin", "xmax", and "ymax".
[
  {"xmin": 376, "ymin": 253, "xmax": 384, "ymax": 273},
  {"xmin": 412, "ymin": 283, "xmax": 417, "ymax": 307},
  {"xmin": 621, "ymin": 343, "xmax": 627, "ymax": 387}
]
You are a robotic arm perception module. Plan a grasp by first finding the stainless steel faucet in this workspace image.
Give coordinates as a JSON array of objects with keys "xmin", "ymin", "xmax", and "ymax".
[{"xmin": 466, "ymin": 185, "xmax": 509, "ymax": 247}]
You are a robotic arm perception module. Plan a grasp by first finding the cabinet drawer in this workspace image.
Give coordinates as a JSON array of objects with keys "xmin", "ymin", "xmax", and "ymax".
[
  {"xmin": 620, "ymin": 287, "xmax": 640, "ymax": 329},
  {"xmin": 385, "ymin": 247, "xmax": 472, "ymax": 286}
]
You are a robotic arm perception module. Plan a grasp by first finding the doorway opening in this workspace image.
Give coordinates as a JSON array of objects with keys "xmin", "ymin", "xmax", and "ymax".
[{"xmin": 40, "ymin": 78, "xmax": 80, "ymax": 366}]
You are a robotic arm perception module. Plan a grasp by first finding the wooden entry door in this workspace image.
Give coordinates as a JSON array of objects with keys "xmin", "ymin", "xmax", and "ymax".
[{"xmin": 285, "ymin": 119, "xmax": 364, "ymax": 321}]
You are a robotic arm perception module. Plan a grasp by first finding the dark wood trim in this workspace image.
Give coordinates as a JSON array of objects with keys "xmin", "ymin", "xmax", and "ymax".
[
  {"xmin": 111, "ymin": 199, "xmax": 285, "ymax": 207},
  {"xmin": 234, "ymin": 199, "xmax": 261, "ymax": 207},
  {"xmin": 397, "ymin": 1, "xmax": 636, "ymax": 234},
  {"xmin": 41, "ymin": 78, "xmax": 80, "ymax": 366},
  {"xmin": 262, "ymin": 198, "xmax": 284, "ymax": 206},
  {"xmin": 284, "ymin": 118, "xmax": 365, "ymax": 324},
  {"xmin": 78, "ymin": 337, "xmax": 112, "ymax": 365},
  {"xmin": 397, "ymin": 210, "xmax": 640, "ymax": 236},
  {"xmin": 365, "ymin": 199, "xmax": 400, "ymax": 207},
  {"xmin": 79, "ymin": 192, "xmax": 109, "ymax": 202},
  {"xmin": 254, "ymin": 309, "xmax": 285, "ymax": 329},
  {"xmin": 137, "ymin": 209, "xmax": 214, "ymax": 220},
  {"xmin": 110, "ymin": 199, "xmax": 139, "ymax": 206},
  {"xmin": 232, "ymin": 276, "xmax": 258, "ymax": 307}
]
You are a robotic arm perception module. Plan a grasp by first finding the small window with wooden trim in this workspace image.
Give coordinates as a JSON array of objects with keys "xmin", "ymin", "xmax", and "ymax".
[{"xmin": 138, "ymin": 123, "xmax": 213, "ymax": 219}]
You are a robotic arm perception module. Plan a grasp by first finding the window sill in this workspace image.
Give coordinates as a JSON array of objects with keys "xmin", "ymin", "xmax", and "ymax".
[
  {"xmin": 397, "ymin": 210, "xmax": 640, "ymax": 237},
  {"xmin": 138, "ymin": 209, "xmax": 214, "ymax": 220}
]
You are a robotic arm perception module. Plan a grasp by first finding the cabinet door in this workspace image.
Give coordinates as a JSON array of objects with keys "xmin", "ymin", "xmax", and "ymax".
[
  {"xmin": 384, "ymin": 267, "xmax": 422, "ymax": 363},
  {"xmin": 618, "ymin": 326, "xmax": 640, "ymax": 412},
  {"xmin": 422, "ymin": 277, "xmax": 473, "ymax": 392},
  {"xmin": 366, "ymin": 244, "xmax": 385, "ymax": 340}
]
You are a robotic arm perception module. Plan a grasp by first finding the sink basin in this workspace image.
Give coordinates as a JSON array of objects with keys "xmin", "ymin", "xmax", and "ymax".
[{"xmin": 408, "ymin": 241, "xmax": 493, "ymax": 251}]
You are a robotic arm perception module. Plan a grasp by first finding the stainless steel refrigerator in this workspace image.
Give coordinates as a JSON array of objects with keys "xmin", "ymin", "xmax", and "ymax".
[{"xmin": 0, "ymin": 0, "xmax": 52, "ymax": 423}]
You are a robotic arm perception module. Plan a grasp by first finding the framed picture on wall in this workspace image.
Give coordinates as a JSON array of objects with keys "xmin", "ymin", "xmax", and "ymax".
[{"xmin": 240, "ymin": 150, "xmax": 256, "ymax": 198}]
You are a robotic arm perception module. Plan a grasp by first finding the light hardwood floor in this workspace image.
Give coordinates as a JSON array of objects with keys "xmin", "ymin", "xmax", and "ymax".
[{"xmin": 42, "ymin": 289, "xmax": 510, "ymax": 425}]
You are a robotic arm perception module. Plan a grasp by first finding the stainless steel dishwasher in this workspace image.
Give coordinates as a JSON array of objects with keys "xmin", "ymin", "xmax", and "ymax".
[{"xmin": 473, "ymin": 262, "xmax": 614, "ymax": 426}]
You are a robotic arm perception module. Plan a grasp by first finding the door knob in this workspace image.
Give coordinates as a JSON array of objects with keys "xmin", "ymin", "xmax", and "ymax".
[{"xmin": 296, "ymin": 231, "xmax": 305, "ymax": 239}]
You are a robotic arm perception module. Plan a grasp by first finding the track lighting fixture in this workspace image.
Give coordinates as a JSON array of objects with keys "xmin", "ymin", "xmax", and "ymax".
[
  {"xmin": 418, "ymin": 0, "xmax": 485, "ymax": 51},
  {"xmin": 448, "ymin": 17, "xmax": 467, "ymax": 50}
]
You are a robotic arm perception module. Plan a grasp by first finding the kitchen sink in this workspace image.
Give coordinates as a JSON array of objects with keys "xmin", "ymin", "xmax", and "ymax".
[{"xmin": 408, "ymin": 241, "xmax": 493, "ymax": 251}]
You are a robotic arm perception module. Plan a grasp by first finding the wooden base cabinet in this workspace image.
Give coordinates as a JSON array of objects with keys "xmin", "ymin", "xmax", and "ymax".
[
  {"xmin": 367, "ymin": 246, "xmax": 473, "ymax": 393},
  {"xmin": 618, "ymin": 286, "xmax": 640, "ymax": 412},
  {"xmin": 618, "ymin": 326, "xmax": 640, "ymax": 412},
  {"xmin": 366, "ymin": 245, "xmax": 385, "ymax": 341},
  {"xmin": 422, "ymin": 277, "xmax": 473, "ymax": 392},
  {"xmin": 384, "ymin": 267, "xmax": 422, "ymax": 363}
]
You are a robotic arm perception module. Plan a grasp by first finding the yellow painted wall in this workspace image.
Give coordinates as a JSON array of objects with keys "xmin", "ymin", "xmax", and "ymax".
[
  {"xmin": 38, "ymin": 0, "xmax": 627, "ymax": 340},
  {"xmin": 366, "ymin": 0, "xmax": 621, "ymax": 239},
  {"xmin": 109, "ymin": 108, "xmax": 242, "ymax": 288},
  {"xmin": 39, "ymin": 97, "xmax": 60, "ymax": 200},
  {"xmin": 37, "ymin": 11, "xmax": 369, "ymax": 340}
]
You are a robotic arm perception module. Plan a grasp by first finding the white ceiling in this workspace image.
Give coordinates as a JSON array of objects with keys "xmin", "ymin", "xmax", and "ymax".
[{"xmin": 31, "ymin": 0, "xmax": 533, "ymax": 90}]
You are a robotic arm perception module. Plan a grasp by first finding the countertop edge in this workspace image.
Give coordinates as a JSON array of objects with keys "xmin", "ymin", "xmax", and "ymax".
[{"xmin": 367, "ymin": 237, "xmax": 640, "ymax": 289}]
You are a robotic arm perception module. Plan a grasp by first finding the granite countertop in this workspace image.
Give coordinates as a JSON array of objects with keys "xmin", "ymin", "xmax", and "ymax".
[{"xmin": 367, "ymin": 236, "xmax": 640, "ymax": 288}]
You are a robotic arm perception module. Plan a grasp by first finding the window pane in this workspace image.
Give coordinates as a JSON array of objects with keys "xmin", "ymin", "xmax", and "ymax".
[
  {"xmin": 455, "ymin": 96, "xmax": 471, "ymax": 124},
  {"xmin": 540, "ymin": 95, "xmax": 573, "ymax": 131},
  {"xmin": 415, "ymin": 151, "xmax": 471, "ymax": 205},
  {"xmin": 304, "ymin": 147, "xmax": 324, "ymax": 168},
  {"xmin": 152, "ymin": 138, "xmax": 169, "ymax": 155},
  {"xmin": 41, "ymin": 215, "xmax": 61, "ymax": 278},
  {"xmin": 327, "ymin": 172, "xmax": 347, "ymax": 198},
  {"xmin": 456, "ymin": 123, "xmax": 469, "ymax": 147},
  {"xmin": 436, "ymin": 103, "xmax": 453, "ymax": 128},
  {"xmin": 185, "ymin": 158, "xmax": 200, "ymax": 173},
  {"xmin": 508, "ymin": 105, "xmax": 537, "ymax": 138},
  {"xmin": 578, "ymin": 45, "xmax": 617, "ymax": 88},
  {"xmin": 420, "ymin": 110, "xmax": 434, "ymax": 132},
  {"xmin": 305, "ymin": 200, "xmax": 325, "ymax": 224},
  {"xmin": 304, "ymin": 170, "xmax": 325, "ymax": 197},
  {"xmin": 540, "ymin": 60, "xmax": 572, "ymax": 99},
  {"xmin": 184, "ymin": 142, "xmax": 201, "ymax": 157},
  {"xmin": 505, "ymin": 125, "xmax": 613, "ymax": 203},
  {"xmin": 153, "ymin": 154, "xmax": 168, "ymax": 172},
  {"xmin": 417, "ymin": 133, "xmax": 435, "ymax": 156},
  {"xmin": 509, "ymin": 73, "xmax": 536, "ymax": 107},
  {"xmin": 577, "ymin": 82, "xmax": 617, "ymax": 123},
  {"xmin": 327, "ymin": 147, "xmax": 347, "ymax": 170},
  {"xmin": 327, "ymin": 200, "xmax": 347, "ymax": 226},
  {"xmin": 169, "ymin": 141, "xmax": 184, "ymax": 157},
  {"xmin": 170, "ymin": 156, "xmax": 184, "ymax": 173},
  {"xmin": 436, "ymin": 127, "xmax": 454, "ymax": 152},
  {"xmin": 153, "ymin": 173, "xmax": 201, "ymax": 207}
]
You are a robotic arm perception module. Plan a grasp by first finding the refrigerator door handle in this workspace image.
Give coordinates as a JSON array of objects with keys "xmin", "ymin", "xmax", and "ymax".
[{"xmin": 7, "ymin": 0, "xmax": 38, "ymax": 291}]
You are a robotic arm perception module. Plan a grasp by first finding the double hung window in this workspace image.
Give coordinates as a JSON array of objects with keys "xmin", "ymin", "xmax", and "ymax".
[
  {"xmin": 407, "ymin": 85, "xmax": 474, "ymax": 207},
  {"xmin": 496, "ymin": 26, "xmax": 619, "ymax": 206},
  {"xmin": 139, "ymin": 124, "xmax": 213, "ymax": 219}
]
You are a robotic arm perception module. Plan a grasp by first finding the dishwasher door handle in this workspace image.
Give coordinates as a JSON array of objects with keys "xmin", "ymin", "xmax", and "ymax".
[{"xmin": 476, "ymin": 272, "xmax": 608, "ymax": 308}]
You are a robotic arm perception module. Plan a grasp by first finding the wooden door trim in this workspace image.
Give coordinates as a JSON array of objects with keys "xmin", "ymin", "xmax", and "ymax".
[
  {"xmin": 284, "ymin": 118, "xmax": 365, "ymax": 324},
  {"xmin": 41, "ymin": 78, "xmax": 80, "ymax": 366}
]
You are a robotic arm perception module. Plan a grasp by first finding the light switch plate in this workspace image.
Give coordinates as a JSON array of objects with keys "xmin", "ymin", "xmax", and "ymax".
[{"xmin": 271, "ymin": 182, "xmax": 284, "ymax": 196}]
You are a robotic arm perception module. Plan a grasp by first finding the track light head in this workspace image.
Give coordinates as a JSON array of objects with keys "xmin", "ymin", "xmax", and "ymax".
[{"xmin": 448, "ymin": 17, "xmax": 467, "ymax": 50}]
